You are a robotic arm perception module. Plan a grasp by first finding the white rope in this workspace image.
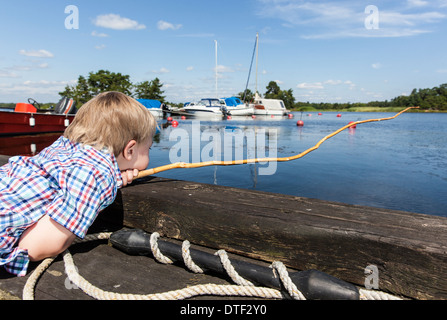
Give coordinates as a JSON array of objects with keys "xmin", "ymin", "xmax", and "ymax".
[
  {"xmin": 359, "ymin": 288, "xmax": 402, "ymax": 300},
  {"xmin": 182, "ymin": 240, "xmax": 204, "ymax": 274},
  {"xmin": 22, "ymin": 231, "xmax": 403, "ymax": 300},
  {"xmin": 215, "ymin": 249, "xmax": 254, "ymax": 287},
  {"xmin": 272, "ymin": 261, "xmax": 306, "ymax": 300},
  {"xmin": 149, "ymin": 232, "xmax": 173, "ymax": 264}
]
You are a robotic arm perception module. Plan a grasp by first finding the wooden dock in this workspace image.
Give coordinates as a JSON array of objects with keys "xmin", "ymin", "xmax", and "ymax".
[{"xmin": 0, "ymin": 154, "xmax": 446, "ymax": 300}]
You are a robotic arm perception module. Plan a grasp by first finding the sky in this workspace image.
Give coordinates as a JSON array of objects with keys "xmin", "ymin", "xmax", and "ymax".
[{"xmin": 0, "ymin": 0, "xmax": 446, "ymax": 104}]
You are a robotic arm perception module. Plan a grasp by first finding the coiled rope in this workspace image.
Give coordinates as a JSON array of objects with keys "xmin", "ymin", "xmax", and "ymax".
[{"xmin": 22, "ymin": 232, "xmax": 401, "ymax": 300}]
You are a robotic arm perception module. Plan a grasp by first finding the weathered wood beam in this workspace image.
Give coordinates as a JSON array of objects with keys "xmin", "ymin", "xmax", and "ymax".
[
  {"xmin": 110, "ymin": 176, "xmax": 447, "ymax": 300},
  {"xmin": 1, "ymin": 155, "xmax": 445, "ymax": 300}
]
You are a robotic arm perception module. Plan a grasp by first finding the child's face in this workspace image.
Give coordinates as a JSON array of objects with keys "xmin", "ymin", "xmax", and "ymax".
[
  {"xmin": 131, "ymin": 138, "xmax": 153, "ymax": 171},
  {"xmin": 117, "ymin": 138, "xmax": 153, "ymax": 171}
]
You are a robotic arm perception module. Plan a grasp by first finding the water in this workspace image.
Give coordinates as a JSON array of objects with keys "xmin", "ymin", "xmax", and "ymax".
[{"xmin": 149, "ymin": 112, "xmax": 447, "ymax": 217}]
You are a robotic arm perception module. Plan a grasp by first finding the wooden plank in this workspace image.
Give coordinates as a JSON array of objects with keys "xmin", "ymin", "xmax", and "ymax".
[
  {"xmin": 115, "ymin": 176, "xmax": 447, "ymax": 300},
  {"xmin": 2, "ymin": 155, "xmax": 446, "ymax": 299}
]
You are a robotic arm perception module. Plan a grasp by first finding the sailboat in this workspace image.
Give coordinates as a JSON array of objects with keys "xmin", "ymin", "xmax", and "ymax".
[{"xmin": 248, "ymin": 33, "xmax": 288, "ymax": 116}]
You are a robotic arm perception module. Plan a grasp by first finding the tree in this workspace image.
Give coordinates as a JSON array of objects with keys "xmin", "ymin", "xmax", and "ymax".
[
  {"xmin": 134, "ymin": 78, "xmax": 165, "ymax": 102},
  {"xmin": 277, "ymin": 88, "xmax": 295, "ymax": 110},
  {"xmin": 238, "ymin": 88, "xmax": 254, "ymax": 102},
  {"xmin": 264, "ymin": 81, "xmax": 280, "ymax": 98},
  {"xmin": 87, "ymin": 70, "xmax": 133, "ymax": 96},
  {"xmin": 59, "ymin": 70, "xmax": 165, "ymax": 107},
  {"xmin": 59, "ymin": 75, "xmax": 93, "ymax": 106},
  {"xmin": 264, "ymin": 81, "xmax": 295, "ymax": 109}
]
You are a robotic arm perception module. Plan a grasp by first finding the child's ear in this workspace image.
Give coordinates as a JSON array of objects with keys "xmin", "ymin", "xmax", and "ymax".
[{"xmin": 122, "ymin": 140, "xmax": 137, "ymax": 160}]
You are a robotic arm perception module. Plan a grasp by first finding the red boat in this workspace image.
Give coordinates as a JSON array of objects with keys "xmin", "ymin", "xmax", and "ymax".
[
  {"xmin": 0, "ymin": 97, "xmax": 76, "ymax": 136},
  {"xmin": 0, "ymin": 133, "xmax": 62, "ymax": 156}
]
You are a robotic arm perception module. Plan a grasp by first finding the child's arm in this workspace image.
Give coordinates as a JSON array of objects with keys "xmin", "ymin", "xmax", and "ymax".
[{"xmin": 18, "ymin": 215, "xmax": 76, "ymax": 261}]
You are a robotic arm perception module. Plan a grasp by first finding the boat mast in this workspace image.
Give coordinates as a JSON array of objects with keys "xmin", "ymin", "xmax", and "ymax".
[
  {"xmin": 243, "ymin": 33, "xmax": 259, "ymax": 103},
  {"xmin": 215, "ymin": 39, "xmax": 218, "ymax": 99},
  {"xmin": 255, "ymin": 32, "xmax": 259, "ymax": 98}
]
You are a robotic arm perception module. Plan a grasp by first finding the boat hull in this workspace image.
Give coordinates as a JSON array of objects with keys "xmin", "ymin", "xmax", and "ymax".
[
  {"xmin": 253, "ymin": 108, "xmax": 287, "ymax": 116},
  {"xmin": 181, "ymin": 108, "xmax": 224, "ymax": 118},
  {"xmin": 148, "ymin": 108, "xmax": 163, "ymax": 118},
  {"xmin": 227, "ymin": 106, "xmax": 254, "ymax": 116},
  {"xmin": 0, "ymin": 111, "xmax": 75, "ymax": 136}
]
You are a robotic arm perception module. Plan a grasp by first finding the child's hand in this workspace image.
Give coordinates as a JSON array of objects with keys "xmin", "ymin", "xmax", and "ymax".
[{"xmin": 121, "ymin": 168, "xmax": 139, "ymax": 187}]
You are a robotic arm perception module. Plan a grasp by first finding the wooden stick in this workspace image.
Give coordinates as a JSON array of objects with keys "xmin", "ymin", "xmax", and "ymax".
[{"xmin": 137, "ymin": 107, "xmax": 418, "ymax": 179}]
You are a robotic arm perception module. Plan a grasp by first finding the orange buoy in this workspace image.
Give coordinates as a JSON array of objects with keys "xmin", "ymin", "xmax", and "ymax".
[
  {"xmin": 348, "ymin": 121, "xmax": 356, "ymax": 128},
  {"xmin": 297, "ymin": 120, "xmax": 304, "ymax": 126}
]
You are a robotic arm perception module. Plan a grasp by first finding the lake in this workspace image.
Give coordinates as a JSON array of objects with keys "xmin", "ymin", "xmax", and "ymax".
[
  {"xmin": 149, "ymin": 111, "xmax": 447, "ymax": 218},
  {"xmin": 1, "ymin": 111, "xmax": 445, "ymax": 218}
]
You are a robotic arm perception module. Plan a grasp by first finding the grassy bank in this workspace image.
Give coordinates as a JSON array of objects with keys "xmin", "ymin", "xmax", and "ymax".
[{"xmin": 291, "ymin": 106, "xmax": 445, "ymax": 113}]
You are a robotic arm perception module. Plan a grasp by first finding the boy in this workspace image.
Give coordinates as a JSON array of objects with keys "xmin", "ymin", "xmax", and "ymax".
[{"xmin": 0, "ymin": 91, "xmax": 156, "ymax": 276}]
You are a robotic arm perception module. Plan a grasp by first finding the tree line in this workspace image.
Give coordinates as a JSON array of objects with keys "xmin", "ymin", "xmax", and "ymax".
[
  {"xmin": 264, "ymin": 82, "xmax": 447, "ymax": 111},
  {"xmin": 59, "ymin": 70, "xmax": 166, "ymax": 107},
  {"xmin": 3, "ymin": 69, "xmax": 444, "ymax": 111}
]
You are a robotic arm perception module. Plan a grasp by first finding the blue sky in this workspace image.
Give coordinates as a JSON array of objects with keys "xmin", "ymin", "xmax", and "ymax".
[{"xmin": 0, "ymin": 0, "xmax": 446, "ymax": 104}]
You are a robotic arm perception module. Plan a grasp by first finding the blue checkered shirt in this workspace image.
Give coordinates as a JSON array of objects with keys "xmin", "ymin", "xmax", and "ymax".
[{"xmin": 0, "ymin": 136, "xmax": 122, "ymax": 276}]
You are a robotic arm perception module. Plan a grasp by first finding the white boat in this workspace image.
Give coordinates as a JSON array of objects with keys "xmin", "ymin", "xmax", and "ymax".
[
  {"xmin": 137, "ymin": 99, "xmax": 164, "ymax": 118},
  {"xmin": 221, "ymin": 97, "xmax": 254, "ymax": 116},
  {"xmin": 182, "ymin": 98, "xmax": 226, "ymax": 117},
  {"xmin": 250, "ymin": 93, "xmax": 288, "ymax": 116}
]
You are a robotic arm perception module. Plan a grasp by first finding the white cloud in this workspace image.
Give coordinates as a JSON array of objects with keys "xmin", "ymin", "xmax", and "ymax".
[
  {"xmin": 324, "ymin": 79, "xmax": 342, "ymax": 85},
  {"xmin": 407, "ymin": 0, "xmax": 429, "ymax": 7},
  {"xmin": 214, "ymin": 65, "xmax": 234, "ymax": 73},
  {"xmin": 19, "ymin": 49, "xmax": 54, "ymax": 58},
  {"xmin": 186, "ymin": 66, "xmax": 194, "ymax": 71},
  {"xmin": 297, "ymin": 82, "xmax": 324, "ymax": 89},
  {"xmin": 297, "ymin": 79, "xmax": 356, "ymax": 90},
  {"xmin": 91, "ymin": 31, "xmax": 109, "ymax": 37},
  {"xmin": 379, "ymin": 11, "xmax": 445, "ymax": 26},
  {"xmin": 0, "ymin": 70, "xmax": 19, "ymax": 78},
  {"xmin": 372, "ymin": 62, "xmax": 382, "ymax": 69},
  {"xmin": 176, "ymin": 33, "xmax": 215, "ymax": 38},
  {"xmin": 256, "ymin": 0, "xmax": 446, "ymax": 39},
  {"xmin": 0, "ymin": 79, "xmax": 77, "ymax": 101},
  {"xmin": 151, "ymin": 67, "xmax": 170, "ymax": 74},
  {"xmin": 93, "ymin": 14, "xmax": 146, "ymax": 30},
  {"xmin": 157, "ymin": 20, "xmax": 182, "ymax": 30},
  {"xmin": 95, "ymin": 44, "xmax": 106, "ymax": 50}
]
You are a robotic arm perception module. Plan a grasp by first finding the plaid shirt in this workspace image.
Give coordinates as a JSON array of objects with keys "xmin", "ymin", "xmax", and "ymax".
[{"xmin": 0, "ymin": 136, "xmax": 122, "ymax": 276}]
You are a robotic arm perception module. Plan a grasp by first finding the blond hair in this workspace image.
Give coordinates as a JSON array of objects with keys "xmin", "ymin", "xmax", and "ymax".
[{"xmin": 64, "ymin": 91, "xmax": 157, "ymax": 157}]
